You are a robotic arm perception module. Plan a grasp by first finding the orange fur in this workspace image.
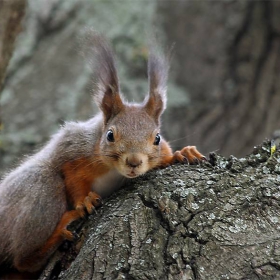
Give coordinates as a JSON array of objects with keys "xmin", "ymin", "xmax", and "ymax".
[
  {"xmin": 159, "ymin": 140, "xmax": 205, "ymax": 167},
  {"xmin": 14, "ymin": 210, "xmax": 81, "ymax": 273},
  {"xmin": 11, "ymin": 157, "xmax": 108, "ymax": 274},
  {"xmin": 62, "ymin": 155, "xmax": 107, "ymax": 216}
]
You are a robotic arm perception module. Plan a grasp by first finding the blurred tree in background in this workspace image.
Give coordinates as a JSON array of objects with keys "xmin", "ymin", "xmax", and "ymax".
[
  {"xmin": 0, "ymin": 0, "xmax": 27, "ymax": 170},
  {"xmin": 159, "ymin": 1, "xmax": 280, "ymax": 158},
  {"xmin": 0, "ymin": 0, "xmax": 26, "ymax": 88},
  {"xmin": 1, "ymin": 0, "xmax": 280, "ymax": 176}
]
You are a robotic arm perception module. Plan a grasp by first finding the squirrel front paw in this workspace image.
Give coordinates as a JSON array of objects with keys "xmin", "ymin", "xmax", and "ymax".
[
  {"xmin": 76, "ymin": 191, "xmax": 102, "ymax": 217},
  {"xmin": 61, "ymin": 228, "xmax": 79, "ymax": 241},
  {"xmin": 173, "ymin": 146, "xmax": 207, "ymax": 164}
]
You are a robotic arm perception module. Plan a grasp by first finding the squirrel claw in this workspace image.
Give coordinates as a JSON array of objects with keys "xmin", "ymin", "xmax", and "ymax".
[
  {"xmin": 95, "ymin": 197, "xmax": 103, "ymax": 205},
  {"xmin": 62, "ymin": 229, "xmax": 77, "ymax": 241},
  {"xmin": 72, "ymin": 231, "xmax": 80, "ymax": 242},
  {"xmin": 86, "ymin": 191, "xmax": 102, "ymax": 214},
  {"xmin": 76, "ymin": 191, "xmax": 102, "ymax": 216},
  {"xmin": 86, "ymin": 204, "xmax": 97, "ymax": 215},
  {"xmin": 179, "ymin": 146, "xmax": 205, "ymax": 165},
  {"xmin": 88, "ymin": 191, "xmax": 102, "ymax": 207},
  {"xmin": 191, "ymin": 157, "xmax": 199, "ymax": 165}
]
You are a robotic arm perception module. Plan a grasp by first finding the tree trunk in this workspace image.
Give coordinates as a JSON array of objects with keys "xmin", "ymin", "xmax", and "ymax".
[
  {"xmin": 0, "ymin": 0, "xmax": 26, "ymax": 166},
  {"xmin": 39, "ymin": 141, "xmax": 280, "ymax": 280},
  {"xmin": 158, "ymin": 1, "xmax": 280, "ymax": 157},
  {"xmin": 0, "ymin": 0, "xmax": 26, "ymax": 90}
]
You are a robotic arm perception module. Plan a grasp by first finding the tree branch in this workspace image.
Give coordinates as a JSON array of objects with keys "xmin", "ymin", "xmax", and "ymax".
[{"xmin": 40, "ymin": 140, "xmax": 280, "ymax": 280}]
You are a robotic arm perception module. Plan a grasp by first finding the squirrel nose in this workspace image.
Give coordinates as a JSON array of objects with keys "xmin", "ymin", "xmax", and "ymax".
[{"xmin": 126, "ymin": 155, "xmax": 143, "ymax": 168}]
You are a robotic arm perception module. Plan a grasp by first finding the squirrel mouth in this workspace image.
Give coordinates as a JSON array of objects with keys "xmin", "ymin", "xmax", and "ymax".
[{"xmin": 126, "ymin": 171, "xmax": 138, "ymax": 178}]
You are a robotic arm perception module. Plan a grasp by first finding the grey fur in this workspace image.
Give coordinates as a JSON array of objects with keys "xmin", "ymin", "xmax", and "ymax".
[
  {"xmin": 148, "ymin": 51, "xmax": 169, "ymax": 103},
  {"xmin": 0, "ymin": 114, "xmax": 103, "ymax": 270}
]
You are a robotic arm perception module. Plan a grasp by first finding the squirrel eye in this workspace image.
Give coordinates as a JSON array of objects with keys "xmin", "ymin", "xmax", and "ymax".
[
  {"xmin": 153, "ymin": 133, "xmax": 161, "ymax": 145},
  {"xmin": 106, "ymin": 129, "xmax": 115, "ymax": 142}
]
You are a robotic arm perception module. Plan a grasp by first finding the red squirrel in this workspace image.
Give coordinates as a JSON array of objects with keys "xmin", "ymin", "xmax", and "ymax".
[{"xmin": 0, "ymin": 33, "xmax": 205, "ymax": 275}]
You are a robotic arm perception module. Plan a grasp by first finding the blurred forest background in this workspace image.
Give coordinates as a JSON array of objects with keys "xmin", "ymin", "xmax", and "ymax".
[{"xmin": 1, "ymin": 0, "xmax": 280, "ymax": 177}]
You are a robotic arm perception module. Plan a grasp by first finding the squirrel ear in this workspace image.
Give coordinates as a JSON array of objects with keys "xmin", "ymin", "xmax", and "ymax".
[
  {"xmin": 83, "ymin": 30, "xmax": 124, "ymax": 124},
  {"xmin": 144, "ymin": 50, "xmax": 169, "ymax": 125}
]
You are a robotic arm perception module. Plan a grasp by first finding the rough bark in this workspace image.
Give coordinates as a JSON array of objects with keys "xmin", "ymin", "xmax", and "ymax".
[{"xmin": 39, "ymin": 141, "xmax": 280, "ymax": 280}]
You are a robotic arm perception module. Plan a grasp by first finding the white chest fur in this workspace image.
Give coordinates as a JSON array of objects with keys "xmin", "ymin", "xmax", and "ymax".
[{"xmin": 91, "ymin": 169, "xmax": 127, "ymax": 197}]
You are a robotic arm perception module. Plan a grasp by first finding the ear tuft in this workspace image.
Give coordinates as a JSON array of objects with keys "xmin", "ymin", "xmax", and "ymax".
[
  {"xmin": 81, "ymin": 29, "xmax": 123, "ymax": 124},
  {"xmin": 145, "ymin": 45, "xmax": 171, "ymax": 124}
]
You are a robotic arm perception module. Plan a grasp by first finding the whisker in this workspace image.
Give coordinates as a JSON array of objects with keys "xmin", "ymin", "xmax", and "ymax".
[
  {"xmin": 167, "ymin": 131, "xmax": 200, "ymax": 144},
  {"xmin": 51, "ymin": 152, "xmax": 102, "ymax": 171},
  {"xmin": 57, "ymin": 151, "xmax": 122, "ymax": 172}
]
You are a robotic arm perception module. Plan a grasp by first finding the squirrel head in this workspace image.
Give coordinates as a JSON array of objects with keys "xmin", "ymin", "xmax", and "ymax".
[{"xmin": 90, "ymin": 33, "xmax": 169, "ymax": 178}]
